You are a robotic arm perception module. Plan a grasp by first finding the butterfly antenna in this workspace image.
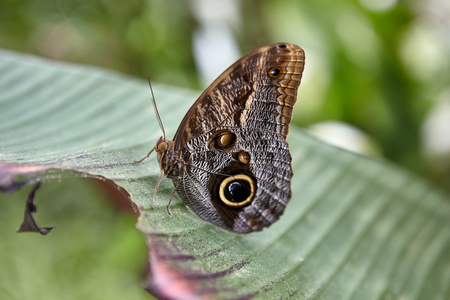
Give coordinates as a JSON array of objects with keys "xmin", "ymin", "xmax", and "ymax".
[
  {"xmin": 134, "ymin": 76, "xmax": 164, "ymax": 164},
  {"xmin": 147, "ymin": 75, "xmax": 166, "ymax": 139}
]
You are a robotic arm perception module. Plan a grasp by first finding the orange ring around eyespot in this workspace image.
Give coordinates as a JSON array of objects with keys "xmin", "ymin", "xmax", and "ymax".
[{"xmin": 219, "ymin": 174, "xmax": 255, "ymax": 207}]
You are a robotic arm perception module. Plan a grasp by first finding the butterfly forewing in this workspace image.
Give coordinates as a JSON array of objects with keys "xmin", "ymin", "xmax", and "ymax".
[{"xmin": 173, "ymin": 43, "xmax": 305, "ymax": 148}]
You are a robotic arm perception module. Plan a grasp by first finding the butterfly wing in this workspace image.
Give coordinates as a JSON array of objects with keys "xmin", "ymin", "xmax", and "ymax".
[{"xmin": 173, "ymin": 43, "xmax": 305, "ymax": 233}]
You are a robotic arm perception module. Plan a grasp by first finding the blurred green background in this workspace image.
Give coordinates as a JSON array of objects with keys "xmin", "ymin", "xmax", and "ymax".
[
  {"xmin": 0, "ymin": 178, "xmax": 150, "ymax": 299},
  {"xmin": 0, "ymin": 0, "xmax": 449, "ymax": 298},
  {"xmin": 1, "ymin": 0, "xmax": 448, "ymax": 190}
]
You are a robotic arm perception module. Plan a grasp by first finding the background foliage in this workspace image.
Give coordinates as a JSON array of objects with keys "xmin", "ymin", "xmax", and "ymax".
[{"xmin": 1, "ymin": 0, "xmax": 448, "ymax": 190}]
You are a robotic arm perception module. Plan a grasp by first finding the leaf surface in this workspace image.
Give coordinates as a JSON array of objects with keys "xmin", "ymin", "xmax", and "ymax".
[{"xmin": 1, "ymin": 50, "xmax": 449, "ymax": 299}]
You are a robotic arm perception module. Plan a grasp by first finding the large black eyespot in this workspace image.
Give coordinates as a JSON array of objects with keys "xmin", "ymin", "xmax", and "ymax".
[
  {"xmin": 227, "ymin": 180, "xmax": 251, "ymax": 202},
  {"xmin": 219, "ymin": 174, "xmax": 255, "ymax": 207},
  {"xmin": 277, "ymin": 44, "xmax": 287, "ymax": 49},
  {"xmin": 268, "ymin": 67, "xmax": 281, "ymax": 78}
]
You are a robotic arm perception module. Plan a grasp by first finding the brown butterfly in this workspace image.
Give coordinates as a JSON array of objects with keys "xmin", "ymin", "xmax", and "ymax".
[{"xmin": 141, "ymin": 43, "xmax": 305, "ymax": 233}]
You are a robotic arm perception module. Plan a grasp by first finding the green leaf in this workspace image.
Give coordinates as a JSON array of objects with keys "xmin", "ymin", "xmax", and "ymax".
[
  {"xmin": 1, "ymin": 50, "xmax": 449, "ymax": 299},
  {"xmin": 0, "ymin": 177, "xmax": 149, "ymax": 300}
]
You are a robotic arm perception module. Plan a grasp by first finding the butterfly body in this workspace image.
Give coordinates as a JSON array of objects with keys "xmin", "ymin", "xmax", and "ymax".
[
  {"xmin": 154, "ymin": 43, "xmax": 305, "ymax": 233},
  {"xmin": 155, "ymin": 137, "xmax": 185, "ymax": 179}
]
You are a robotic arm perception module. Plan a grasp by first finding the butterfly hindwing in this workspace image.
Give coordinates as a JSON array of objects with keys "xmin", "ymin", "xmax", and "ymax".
[{"xmin": 178, "ymin": 128, "xmax": 292, "ymax": 232}]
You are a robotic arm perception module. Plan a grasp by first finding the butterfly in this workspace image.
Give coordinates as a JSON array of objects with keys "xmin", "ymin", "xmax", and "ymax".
[{"xmin": 141, "ymin": 43, "xmax": 305, "ymax": 233}]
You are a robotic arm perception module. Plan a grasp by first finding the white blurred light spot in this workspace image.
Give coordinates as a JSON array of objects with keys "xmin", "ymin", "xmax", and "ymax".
[
  {"xmin": 193, "ymin": 27, "xmax": 240, "ymax": 87},
  {"xmin": 190, "ymin": 0, "xmax": 240, "ymax": 87},
  {"xmin": 422, "ymin": 90, "xmax": 450, "ymax": 170},
  {"xmin": 335, "ymin": 10, "xmax": 378, "ymax": 68},
  {"xmin": 359, "ymin": 0, "xmax": 397, "ymax": 12},
  {"xmin": 399, "ymin": 22, "xmax": 448, "ymax": 82},
  {"xmin": 308, "ymin": 121, "xmax": 380, "ymax": 156},
  {"xmin": 189, "ymin": 0, "xmax": 239, "ymax": 26},
  {"xmin": 295, "ymin": 50, "xmax": 331, "ymax": 122}
]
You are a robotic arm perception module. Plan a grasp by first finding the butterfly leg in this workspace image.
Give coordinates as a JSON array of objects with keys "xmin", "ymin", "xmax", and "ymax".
[
  {"xmin": 166, "ymin": 180, "xmax": 181, "ymax": 215},
  {"xmin": 151, "ymin": 170, "xmax": 164, "ymax": 209},
  {"xmin": 134, "ymin": 146, "xmax": 156, "ymax": 163}
]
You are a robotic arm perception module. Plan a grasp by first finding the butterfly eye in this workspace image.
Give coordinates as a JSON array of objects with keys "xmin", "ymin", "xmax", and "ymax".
[
  {"xmin": 208, "ymin": 130, "xmax": 236, "ymax": 151},
  {"xmin": 157, "ymin": 140, "xmax": 168, "ymax": 151},
  {"xmin": 219, "ymin": 174, "xmax": 255, "ymax": 207},
  {"xmin": 268, "ymin": 67, "xmax": 282, "ymax": 78},
  {"xmin": 233, "ymin": 151, "xmax": 250, "ymax": 164}
]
